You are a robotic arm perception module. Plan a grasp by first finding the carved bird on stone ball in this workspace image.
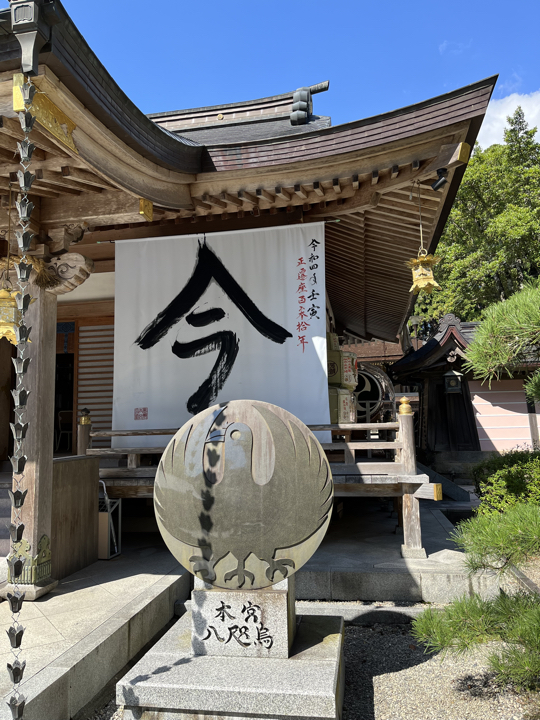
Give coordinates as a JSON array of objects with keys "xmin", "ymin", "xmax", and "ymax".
[{"xmin": 154, "ymin": 400, "xmax": 333, "ymax": 590}]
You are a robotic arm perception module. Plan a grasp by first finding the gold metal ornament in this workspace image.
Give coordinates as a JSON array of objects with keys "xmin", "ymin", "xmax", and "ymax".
[
  {"xmin": 0, "ymin": 288, "xmax": 21, "ymax": 346},
  {"xmin": 407, "ymin": 181, "xmax": 442, "ymax": 295},
  {"xmin": 406, "ymin": 250, "xmax": 441, "ymax": 294}
]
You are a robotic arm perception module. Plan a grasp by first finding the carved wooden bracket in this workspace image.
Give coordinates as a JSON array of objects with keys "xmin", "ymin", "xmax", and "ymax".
[{"xmin": 45, "ymin": 253, "xmax": 94, "ymax": 295}]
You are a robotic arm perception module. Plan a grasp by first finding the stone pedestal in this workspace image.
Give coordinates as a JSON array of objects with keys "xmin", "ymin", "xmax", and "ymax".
[
  {"xmin": 118, "ymin": 611, "xmax": 344, "ymax": 720},
  {"xmin": 191, "ymin": 576, "xmax": 296, "ymax": 659}
]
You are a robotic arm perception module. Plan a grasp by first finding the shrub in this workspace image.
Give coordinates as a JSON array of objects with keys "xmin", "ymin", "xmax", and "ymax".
[
  {"xmin": 413, "ymin": 503, "xmax": 540, "ymax": 690},
  {"xmin": 472, "ymin": 448, "xmax": 540, "ymax": 514},
  {"xmin": 412, "ymin": 591, "xmax": 540, "ymax": 690},
  {"xmin": 451, "ymin": 503, "xmax": 540, "ymax": 574}
]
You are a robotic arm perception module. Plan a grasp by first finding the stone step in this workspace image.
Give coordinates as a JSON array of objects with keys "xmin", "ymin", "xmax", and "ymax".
[{"xmin": 0, "ymin": 568, "xmax": 190, "ymax": 720}]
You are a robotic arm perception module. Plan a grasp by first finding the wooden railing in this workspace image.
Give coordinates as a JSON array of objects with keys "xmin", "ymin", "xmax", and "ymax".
[
  {"xmin": 77, "ymin": 400, "xmax": 439, "ymax": 556},
  {"xmin": 78, "ymin": 403, "xmax": 418, "ymax": 480}
]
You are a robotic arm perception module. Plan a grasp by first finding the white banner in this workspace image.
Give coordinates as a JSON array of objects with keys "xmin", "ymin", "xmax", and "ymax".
[{"xmin": 113, "ymin": 224, "xmax": 329, "ymax": 446}]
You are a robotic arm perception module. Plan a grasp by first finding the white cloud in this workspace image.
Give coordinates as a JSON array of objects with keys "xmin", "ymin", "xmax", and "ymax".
[
  {"xmin": 439, "ymin": 39, "xmax": 472, "ymax": 56},
  {"xmin": 477, "ymin": 90, "xmax": 540, "ymax": 148}
]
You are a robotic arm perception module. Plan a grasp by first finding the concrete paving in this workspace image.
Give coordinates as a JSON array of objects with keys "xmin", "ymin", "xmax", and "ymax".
[
  {"xmin": 0, "ymin": 534, "xmax": 190, "ymax": 720},
  {"xmin": 295, "ymin": 496, "xmax": 498, "ymax": 602}
]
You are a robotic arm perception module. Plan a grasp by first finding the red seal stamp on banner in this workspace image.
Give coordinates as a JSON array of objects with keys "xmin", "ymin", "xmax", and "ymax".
[{"xmin": 134, "ymin": 407, "xmax": 148, "ymax": 421}]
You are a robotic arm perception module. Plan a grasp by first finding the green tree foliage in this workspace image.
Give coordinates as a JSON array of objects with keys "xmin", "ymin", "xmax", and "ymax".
[
  {"xmin": 416, "ymin": 107, "xmax": 540, "ymax": 324},
  {"xmin": 462, "ymin": 281, "xmax": 540, "ymax": 400},
  {"xmin": 472, "ymin": 449, "xmax": 540, "ymax": 514}
]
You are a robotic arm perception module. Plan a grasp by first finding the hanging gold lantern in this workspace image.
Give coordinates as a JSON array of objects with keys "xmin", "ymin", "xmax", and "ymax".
[
  {"xmin": 406, "ymin": 251, "xmax": 441, "ymax": 294},
  {"xmin": 406, "ymin": 181, "xmax": 442, "ymax": 295},
  {"xmin": 0, "ymin": 288, "xmax": 21, "ymax": 346}
]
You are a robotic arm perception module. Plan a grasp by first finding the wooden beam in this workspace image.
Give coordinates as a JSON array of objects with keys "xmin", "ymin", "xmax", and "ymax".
[
  {"xmin": 334, "ymin": 483, "xmax": 402, "ymax": 497},
  {"xmin": 105, "ymin": 486, "xmax": 154, "ymax": 499},
  {"xmin": 275, "ymin": 186, "xmax": 292, "ymax": 201},
  {"xmin": 61, "ymin": 166, "xmax": 116, "ymax": 190},
  {"xmin": 294, "ymin": 184, "xmax": 308, "ymax": 200},
  {"xmin": 413, "ymin": 483, "xmax": 442, "ymax": 500},
  {"xmin": 1, "ymin": 176, "xmax": 59, "ymax": 198},
  {"xmin": 238, "ymin": 190, "xmax": 259, "ymax": 206},
  {"xmin": 391, "ymin": 165, "xmax": 399, "ymax": 179},
  {"xmin": 57, "ymin": 299, "xmax": 114, "ymax": 320},
  {"xmin": 371, "ymin": 170, "xmax": 379, "ymax": 186},
  {"xmin": 313, "ymin": 181, "xmax": 325, "ymax": 197},
  {"xmin": 93, "ymin": 259, "xmax": 115, "ymax": 273},
  {"xmin": 256, "ymin": 188, "xmax": 274, "ymax": 204},
  {"xmin": 35, "ymin": 169, "xmax": 103, "ymax": 194},
  {"xmin": 308, "ymin": 422, "xmax": 399, "ymax": 431},
  {"xmin": 421, "ymin": 143, "xmax": 470, "ymax": 176},
  {"xmin": 86, "ymin": 447, "xmax": 166, "ymax": 456},
  {"xmin": 332, "ymin": 178, "xmax": 342, "ymax": 195},
  {"xmin": 219, "ymin": 191, "xmax": 243, "ymax": 207},
  {"xmin": 352, "ymin": 174, "xmax": 359, "ymax": 190},
  {"xmin": 0, "ymin": 115, "xmax": 68, "ymax": 156},
  {"xmin": 412, "ymin": 160, "xmax": 420, "ymax": 171},
  {"xmin": 41, "ymin": 189, "xmax": 155, "ymax": 228},
  {"xmin": 322, "ymin": 442, "xmax": 402, "ymax": 450},
  {"xmin": 192, "ymin": 198, "xmax": 212, "ymax": 212},
  {"xmin": 99, "ymin": 467, "xmax": 157, "ymax": 479},
  {"xmin": 81, "ymin": 207, "xmax": 304, "ymax": 242},
  {"xmin": 201, "ymin": 193, "xmax": 227, "ymax": 209},
  {"xmin": 306, "ymin": 158, "xmax": 432, "ymax": 217}
]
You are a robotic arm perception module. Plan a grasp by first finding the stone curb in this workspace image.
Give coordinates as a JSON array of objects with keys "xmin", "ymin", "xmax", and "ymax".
[
  {"xmin": 0, "ymin": 567, "xmax": 190, "ymax": 720},
  {"xmin": 510, "ymin": 566, "xmax": 540, "ymax": 595}
]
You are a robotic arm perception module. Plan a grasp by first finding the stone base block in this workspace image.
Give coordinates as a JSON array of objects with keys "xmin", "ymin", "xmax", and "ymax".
[
  {"xmin": 192, "ymin": 576, "xmax": 296, "ymax": 659},
  {"xmin": 0, "ymin": 577, "xmax": 58, "ymax": 601},
  {"xmin": 118, "ymin": 611, "xmax": 344, "ymax": 720},
  {"xmin": 400, "ymin": 545, "xmax": 427, "ymax": 559}
]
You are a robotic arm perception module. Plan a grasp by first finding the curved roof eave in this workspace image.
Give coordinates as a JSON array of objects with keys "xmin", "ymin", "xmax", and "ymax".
[
  {"xmin": 202, "ymin": 75, "xmax": 498, "ymax": 151},
  {"xmin": 0, "ymin": 4, "xmax": 203, "ymax": 175}
]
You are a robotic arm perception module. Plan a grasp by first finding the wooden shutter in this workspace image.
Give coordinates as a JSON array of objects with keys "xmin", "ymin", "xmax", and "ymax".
[{"xmin": 75, "ymin": 320, "xmax": 114, "ymax": 449}]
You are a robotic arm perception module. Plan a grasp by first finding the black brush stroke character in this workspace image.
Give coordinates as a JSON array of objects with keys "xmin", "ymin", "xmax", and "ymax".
[{"xmin": 135, "ymin": 241, "xmax": 292, "ymax": 414}]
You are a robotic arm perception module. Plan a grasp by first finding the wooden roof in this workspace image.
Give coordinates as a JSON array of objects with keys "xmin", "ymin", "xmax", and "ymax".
[{"xmin": 0, "ymin": 2, "xmax": 496, "ymax": 342}]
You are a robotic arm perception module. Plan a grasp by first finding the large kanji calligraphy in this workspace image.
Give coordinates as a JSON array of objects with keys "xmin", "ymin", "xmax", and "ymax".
[
  {"xmin": 136, "ymin": 241, "xmax": 292, "ymax": 414},
  {"xmin": 113, "ymin": 224, "xmax": 330, "ymax": 442}
]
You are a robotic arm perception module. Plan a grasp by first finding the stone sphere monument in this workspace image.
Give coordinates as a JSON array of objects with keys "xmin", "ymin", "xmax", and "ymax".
[
  {"xmin": 154, "ymin": 399, "xmax": 334, "ymax": 590},
  {"xmin": 119, "ymin": 400, "xmax": 344, "ymax": 720}
]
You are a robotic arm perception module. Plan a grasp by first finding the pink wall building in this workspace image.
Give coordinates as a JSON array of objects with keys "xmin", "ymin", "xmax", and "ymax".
[{"xmin": 470, "ymin": 378, "xmax": 540, "ymax": 452}]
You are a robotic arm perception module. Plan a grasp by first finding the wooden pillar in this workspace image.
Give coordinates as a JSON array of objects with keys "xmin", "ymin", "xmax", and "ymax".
[
  {"xmin": 398, "ymin": 397, "xmax": 426, "ymax": 558},
  {"xmin": 397, "ymin": 400, "xmax": 416, "ymax": 475},
  {"xmin": 3, "ymin": 287, "xmax": 59, "ymax": 600},
  {"xmin": 401, "ymin": 484, "xmax": 427, "ymax": 559},
  {"xmin": 0, "ymin": 338, "xmax": 13, "ymax": 462}
]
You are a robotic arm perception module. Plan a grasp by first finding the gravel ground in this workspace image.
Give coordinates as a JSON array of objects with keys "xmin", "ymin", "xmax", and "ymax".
[
  {"xmin": 82, "ymin": 701, "xmax": 122, "ymax": 720},
  {"xmin": 521, "ymin": 556, "xmax": 540, "ymax": 589},
  {"xmin": 84, "ymin": 623, "xmax": 539, "ymax": 720},
  {"xmin": 343, "ymin": 623, "xmax": 539, "ymax": 720}
]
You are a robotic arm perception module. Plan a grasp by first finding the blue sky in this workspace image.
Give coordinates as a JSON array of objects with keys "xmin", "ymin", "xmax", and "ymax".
[{"xmin": 2, "ymin": 0, "xmax": 540, "ymax": 146}]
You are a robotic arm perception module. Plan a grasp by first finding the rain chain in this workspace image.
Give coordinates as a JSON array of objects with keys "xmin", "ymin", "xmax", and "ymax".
[{"xmin": 6, "ymin": 75, "xmax": 37, "ymax": 720}]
